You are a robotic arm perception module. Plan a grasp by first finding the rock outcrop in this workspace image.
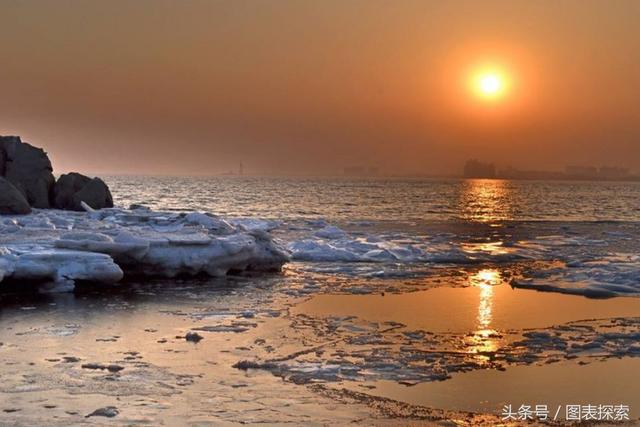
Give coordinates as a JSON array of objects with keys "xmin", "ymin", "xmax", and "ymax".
[
  {"xmin": 0, "ymin": 136, "xmax": 55, "ymax": 208},
  {"xmin": 0, "ymin": 135, "xmax": 114, "ymax": 214},
  {"xmin": 0, "ymin": 135, "xmax": 289, "ymax": 292},
  {"xmin": 53, "ymin": 172, "xmax": 114, "ymax": 211},
  {"xmin": 0, "ymin": 177, "xmax": 32, "ymax": 215}
]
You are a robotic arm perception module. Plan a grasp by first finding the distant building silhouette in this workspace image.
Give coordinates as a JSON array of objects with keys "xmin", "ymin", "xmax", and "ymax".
[
  {"xmin": 461, "ymin": 159, "xmax": 637, "ymax": 181},
  {"xmin": 565, "ymin": 165, "xmax": 598, "ymax": 178},
  {"xmin": 463, "ymin": 160, "xmax": 496, "ymax": 179},
  {"xmin": 499, "ymin": 166, "xmax": 564, "ymax": 180},
  {"xmin": 492, "ymin": 164, "xmax": 635, "ymax": 181},
  {"xmin": 599, "ymin": 166, "xmax": 629, "ymax": 179}
]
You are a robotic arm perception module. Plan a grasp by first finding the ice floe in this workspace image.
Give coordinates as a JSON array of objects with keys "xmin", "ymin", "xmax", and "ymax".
[
  {"xmin": 513, "ymin": 253, "xmax": 640, "ymax": 297},
  {"xmin": 0, "ymin": 208, "xmax": 289, "ymax": 292},
  {"xmin": 234, "ymin": 313, "xmax": 640, "ymax": 385},
  {"xmin": 284, "ymin": 221, "xmax": 640, "ymax": 297},
  {"xmin": 286, "ymin": 224, "xmax": 538, "ymax": 264}
]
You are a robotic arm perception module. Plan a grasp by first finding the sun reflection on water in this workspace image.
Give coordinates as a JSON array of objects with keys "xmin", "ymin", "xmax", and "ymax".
[
  {"xmin": 476, "ymin": 272, "xmax": 496, "ymax": 330},
  {"xmin": 460, "ymin": 179, "xmax": 515, "ymax": 222},
  {"xmin": 467, "ymin": 269, "xmax": 502, "ymax": 358},
  {"xmin": 462, "ymin": 241, "xmax": 511, "ymax": 256}
]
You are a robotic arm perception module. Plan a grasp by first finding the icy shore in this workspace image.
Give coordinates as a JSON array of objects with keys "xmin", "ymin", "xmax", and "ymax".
[
  {"xmin": 0, "ymin": 207, "xmax": 289, "ymax": 292},
  {"xmin": 2, "ymin": 206, "xmax": 639, "ymax": 298}
]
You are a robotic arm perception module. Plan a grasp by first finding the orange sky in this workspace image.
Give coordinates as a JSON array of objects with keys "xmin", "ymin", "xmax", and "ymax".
[{"xmin": 1, "ymin": 0, "xmax": 639, "ymax": 175}]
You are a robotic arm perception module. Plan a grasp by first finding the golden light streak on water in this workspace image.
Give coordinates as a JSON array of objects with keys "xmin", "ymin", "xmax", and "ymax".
[{"xmin": 467, "ymin": 268, "xmax": 502, "ymax": 358}]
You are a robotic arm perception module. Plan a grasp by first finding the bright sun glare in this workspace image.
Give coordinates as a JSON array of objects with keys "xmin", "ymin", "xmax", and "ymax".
[
  {"xmin": 479, "ymin": 74, "xmax": 501, "ymax": 95},
  {"xmin": 471, "ymin": 69, "xmax": 508, "ymax": 100}
]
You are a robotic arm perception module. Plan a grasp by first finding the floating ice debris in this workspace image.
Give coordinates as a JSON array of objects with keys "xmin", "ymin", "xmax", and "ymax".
[
  {"xmin": 192, "ymin": 321, "xmax": 257, "ymax": 333},
  {"xmin": 0, "ymin": 207, "xmax": 289, "ymax": 292},
  {"xmin": 284, "ymin": 220, "xmax": 640, "ymax": 297},
  {"xmin": 513, "ymin": 253, "xmax": 640, "ymax": 297},
  {"xmin": 287, "ymin": 234, "xmax": 524, "ymax": 264},
  {"xmin": 239, "ymin": 314, "xmax": 640, "ymax": 387},
  {"xmin": 15, "ymin": 324, "xmax": 82, "ymax": 337}
]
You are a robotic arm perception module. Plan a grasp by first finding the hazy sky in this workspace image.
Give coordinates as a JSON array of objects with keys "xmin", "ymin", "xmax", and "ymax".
[{"xmin": 1, "ymin": 0, "xmax": 639, "ymax": 175}]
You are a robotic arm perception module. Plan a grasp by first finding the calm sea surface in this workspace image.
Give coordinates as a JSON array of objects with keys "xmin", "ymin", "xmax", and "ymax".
[{"xmin": 105, "ymin": 176, "xmax": 640, "ymax": 222}]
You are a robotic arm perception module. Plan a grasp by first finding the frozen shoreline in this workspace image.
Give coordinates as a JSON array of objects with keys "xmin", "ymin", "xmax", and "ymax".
[
  {"xmin": 2, "ymin": 206, "xmax": 640, "ymax": 297},
  {"xmin": 1, "ymin": 211, "xmax": 639, "ymax": 424}
]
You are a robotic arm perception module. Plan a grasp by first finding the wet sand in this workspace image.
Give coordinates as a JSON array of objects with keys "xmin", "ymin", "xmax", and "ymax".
[{"xmin": 0, "ymin": 281, "xmax": 387, "ymax": 426}]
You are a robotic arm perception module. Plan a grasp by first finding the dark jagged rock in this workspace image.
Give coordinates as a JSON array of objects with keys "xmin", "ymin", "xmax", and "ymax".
[
  {"xmin": 232, "ymin": 360, "xmax": 279, "ymax": 371},
  {"xmin": 0, "ymin": 177, "xmax": 32, "ymax": 215},
  {"xmin": 185, "ymin": 331, "xmax": 204, "ymax": 343},
  {"xmin": 52, "ymin": 172, "xmax": 92, "ymax": 209},
  {"xmin": 0, "ymin": 135, "xmax": 114, "ymax": 213},
  {"xmin": 53, "ymin": 172, "xmax": 113, "ymax": 211},
  {"xmin": 81, "ymin": 362, "xmax": 124, "ymax": 372},
  {"xmin": 72, "ymin": 177, "xmax": 113, "ymax": 210},
  {"xmin": 85, "ymin": 406, "xmax": 119, "ymax": 418},
  {"xmin": 0, "ymin": 136, "xmax": 55, "ymax": 208}
]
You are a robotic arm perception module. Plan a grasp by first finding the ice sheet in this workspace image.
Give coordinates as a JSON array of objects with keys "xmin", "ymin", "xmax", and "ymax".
[{"xmin": 0, "ymin": 208, "xmax": 289, "ymax": 292}]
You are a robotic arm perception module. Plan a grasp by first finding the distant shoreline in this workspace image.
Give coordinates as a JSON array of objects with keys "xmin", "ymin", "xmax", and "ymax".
[
  {"xmin": 461, "ymin": 175, "xmax": 640, "ymax": 182},
  {"xmin": 94, "ymin": 173, "xmax": 640, "ymax": 182}
]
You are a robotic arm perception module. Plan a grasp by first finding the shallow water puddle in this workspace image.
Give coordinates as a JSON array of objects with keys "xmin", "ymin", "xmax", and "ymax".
[
  {"xmin": 294, "ymin": 283, "xmax": 640, "ymax": 332},
  {"xmin": 340, "ymin": 358, "xmax": 640, "ymax": 419}
]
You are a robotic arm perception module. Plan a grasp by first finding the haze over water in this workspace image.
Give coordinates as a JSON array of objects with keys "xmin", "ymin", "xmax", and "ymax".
[{"xmin": 2, "ymin": 1, "xmax": 640, "ymax": 176}]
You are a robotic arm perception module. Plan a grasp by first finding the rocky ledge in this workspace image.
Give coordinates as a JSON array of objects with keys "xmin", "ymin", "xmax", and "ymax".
[{"xmin": 0, "ymin": 135, "xmax": 112, "ymax": 214}]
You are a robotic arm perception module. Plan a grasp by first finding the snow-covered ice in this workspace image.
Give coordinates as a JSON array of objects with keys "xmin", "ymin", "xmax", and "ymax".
[
  {"xmin": 1, "ymin": 249, "xmax": 123, "ymax": 293},
  {"xmin": 0, "ymin": 208, "xmax": 289, "ymax": 292}
]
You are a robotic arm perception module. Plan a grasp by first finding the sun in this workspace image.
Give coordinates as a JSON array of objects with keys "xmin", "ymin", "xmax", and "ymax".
[
  {"xmin": 479, "ymin": 74, "xmax": 501, "ymax": 95},
  {"xmin": 470, "ymin": 69, "xmax": 509, "ymax": 100}
]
